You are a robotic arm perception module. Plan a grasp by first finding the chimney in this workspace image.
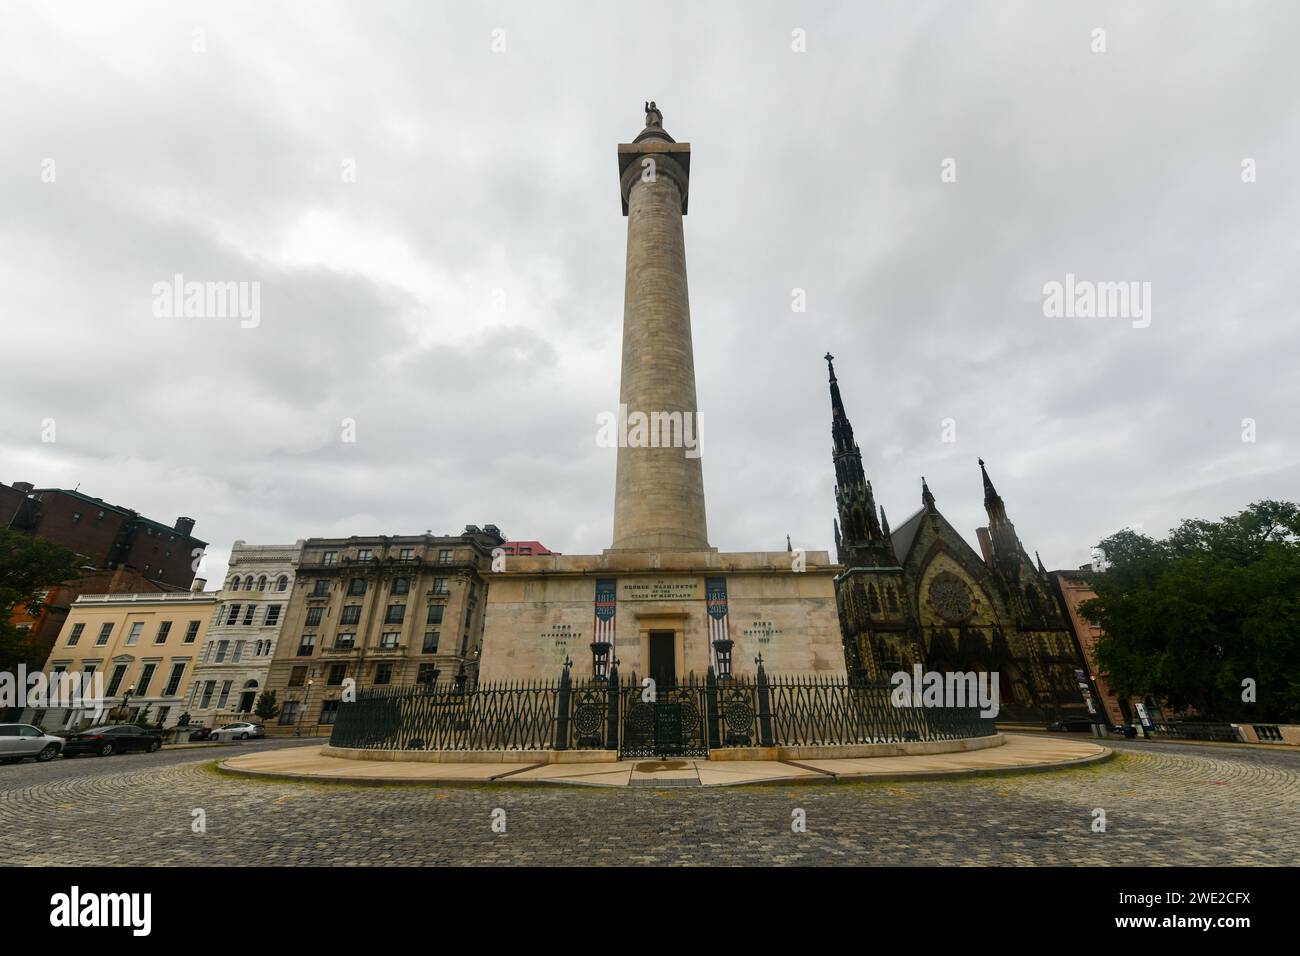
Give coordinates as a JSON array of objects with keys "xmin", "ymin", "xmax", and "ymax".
[
  {"xmin": 191, "ymin": 577, "xmax": 207, "ymax": 593},
  {"xmin": 175, "ymin": 517, "xmax": 195, "ymax": 536},
  {"xmin": 976, "ymin": 527, "xmax": 994, "ymax": 565}
]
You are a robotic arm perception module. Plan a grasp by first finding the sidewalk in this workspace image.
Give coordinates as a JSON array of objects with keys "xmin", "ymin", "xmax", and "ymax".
[{"xmin": 218, "ymin": 733, "xmax": 1111, "ymax": 788}]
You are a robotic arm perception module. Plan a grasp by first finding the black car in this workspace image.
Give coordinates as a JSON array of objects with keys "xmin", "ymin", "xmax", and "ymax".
[
  {"xmin": 62, "ymin": 725, "xmax": 163, "ymax": 757},
  {"xmin": 187, "ymin": 726, "xmax": 215, "ymax": 742},
  {"xmin": 1047, "ymin": 716, "xmax": 1096, "ymax": 733}
]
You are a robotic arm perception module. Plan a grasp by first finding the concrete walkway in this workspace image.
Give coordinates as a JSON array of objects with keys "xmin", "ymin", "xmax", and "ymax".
[{"xmin": 218, "ymin": 733, "xmax": 1110, "ymax": 788}]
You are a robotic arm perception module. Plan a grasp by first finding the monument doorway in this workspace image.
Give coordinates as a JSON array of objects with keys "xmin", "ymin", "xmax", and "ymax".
[{"xmin": 648, "ymin": 631, "xmax": 676, "ymax": 685}]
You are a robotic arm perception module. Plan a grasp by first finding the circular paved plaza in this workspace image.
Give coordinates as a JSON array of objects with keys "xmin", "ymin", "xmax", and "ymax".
[{"xmin": 2, "ymin": 737, "xmax": 1297, "ymax": 865}]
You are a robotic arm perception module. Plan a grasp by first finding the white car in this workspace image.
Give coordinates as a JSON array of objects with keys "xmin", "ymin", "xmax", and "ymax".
[
  {"xmin": 209, "ymin": 722, "xmax": 266, "ymax": 742},
  {"xmin": 0, "ymin": 723, "xmax": 65, "ymax": 763}
]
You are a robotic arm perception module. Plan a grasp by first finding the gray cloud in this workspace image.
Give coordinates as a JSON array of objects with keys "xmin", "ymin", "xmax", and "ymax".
[{"xmin": 2, "ymin": 0, "xmax": 1296, "ymax": 585}]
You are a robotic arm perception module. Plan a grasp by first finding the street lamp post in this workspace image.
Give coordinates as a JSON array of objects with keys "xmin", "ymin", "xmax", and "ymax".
[
  {"xmin": 119, "ymin": 684, "xmax": 136, "ymax": 723},
  {"xmin": 295, "ymin": 679, "xmax": 313, "ymax": 737},
  {"xmin": 590, "ymin": 640, "xmax": 612, "ymax": 681}
]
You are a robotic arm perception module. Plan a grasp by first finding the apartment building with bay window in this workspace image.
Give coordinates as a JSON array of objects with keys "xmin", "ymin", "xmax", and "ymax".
[
  {"xmin": 24, "ymin": 588, "xmax": 217, "ymax": 731},
  {"xmin": 184, "ymin": 541, "xmax": 303, "ymax": 727},
  {"xmin": 262, "ymin": 527, "xmax": 504, "ymax": 735}
]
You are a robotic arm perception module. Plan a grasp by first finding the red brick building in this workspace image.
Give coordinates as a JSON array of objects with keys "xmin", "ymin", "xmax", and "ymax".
[{"xmin": 2, "ymin": 480, "xmax": 206, "ymax": 671}]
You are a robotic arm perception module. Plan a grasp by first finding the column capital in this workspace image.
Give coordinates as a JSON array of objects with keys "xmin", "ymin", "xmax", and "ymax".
[{"xmin": 617, "ymin": 140, "xmax": 691, "ymax": 215}]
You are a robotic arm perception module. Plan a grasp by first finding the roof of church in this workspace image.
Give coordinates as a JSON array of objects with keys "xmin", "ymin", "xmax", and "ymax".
[{"xmin": 888, "ymin": 507, "xmax": 926, "ymax": 562}]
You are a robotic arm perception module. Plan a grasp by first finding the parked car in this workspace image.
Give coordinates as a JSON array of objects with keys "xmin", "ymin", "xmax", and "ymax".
[
  {"xmin": 210, "ymin": 722, "xmax": 265, "ymax": 742},
  {"xmin": 1111, "ymin": 723, "xmax": 1139, "ymax": 739},
  {"xmin": 187, "ymin": 726, "xmax": 215, "ymax": 742},
  {"xmin": 1047, "ymin": 716, "xmax": 1096, "ymax": 733},
  {"xmin": 0, "ymin": 723, "xmax": 65, "ymax": 763},
  {"xmin": 61, "ymin": 725, "xmax": 163, "ymax": 757}
]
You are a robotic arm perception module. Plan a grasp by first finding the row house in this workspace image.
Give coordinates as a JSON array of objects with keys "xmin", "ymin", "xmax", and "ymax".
[
  {"xmin": 183, "ymin": 541, "xmax": 303, "ymax": 727},
  {"xmin": 25, "ymin": 588, "xmax": 217, "ymax": 731}
]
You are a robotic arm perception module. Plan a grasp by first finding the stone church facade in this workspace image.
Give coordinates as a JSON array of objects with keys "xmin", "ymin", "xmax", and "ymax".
[{"xmin": 826, "ymin": 355, "xmax": 1088, "ymax": 722}]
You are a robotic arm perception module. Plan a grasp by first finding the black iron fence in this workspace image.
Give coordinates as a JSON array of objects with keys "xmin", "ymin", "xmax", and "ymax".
[{"xmin": 329, "ymin": 663, "xmax": 998, "ymax": 755}]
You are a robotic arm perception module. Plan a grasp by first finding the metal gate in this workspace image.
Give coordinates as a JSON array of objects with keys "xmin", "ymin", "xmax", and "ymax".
[{"xmin": 619, "ymin": 680, "xmax": 709, "ymax": 758}]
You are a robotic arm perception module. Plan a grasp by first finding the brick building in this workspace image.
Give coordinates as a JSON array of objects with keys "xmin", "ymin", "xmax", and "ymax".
[{"xmin": 2, "ymin": 480, "xmax": 207, "ymax": 670}]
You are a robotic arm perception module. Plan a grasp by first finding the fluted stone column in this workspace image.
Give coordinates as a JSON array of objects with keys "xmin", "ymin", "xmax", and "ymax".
[{"xmin": 610, "ymin": 105, "xmax": 711, "ymax": 552}]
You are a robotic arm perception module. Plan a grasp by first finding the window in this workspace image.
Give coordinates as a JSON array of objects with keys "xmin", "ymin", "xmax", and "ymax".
[
  {"xmin": 399, "ymin": 548, "xmax": 413, "ymax": 560},
  {"xmin": 288, "ymin": 666, "xmax": 307, "ymax": 688},
  {"xmin": 312, "ymin": 579, "xmax": 330, "ymax": 598},
  {"xmin": 374, "ymin": 662, "xmax": 393, "ymax": 684},
  {"xmin": 164, "ymin": 663, "xmax": 186, "ymax": 696},
  {"xmin": 392, "ymin": 577, "xmax": 410, "ymax": 595},
  {"xmin": 422, "ymin": 631, "xmax": 439, "ymax": 654},
  {"xmin": 94, "ymin": 622, "xmax": 114, "ymax": 646},
  {"xmin": 380, "ymin": 632, "xmax": 400, "ymax": 649},
  {"xmin": 256, "ymin": 576, "xmax": 267, "ymax": 591},
  {"xmin": 106, "ymin": 664, "xmax": 128, "ymax": 696},
  {"xmin": 322, "ymin": 551, "xmax": 337, "ymax": 566},
  {"xmin": 200, "ymin": 681, "xmax": 216, "ymax": 708},
  {"xmin": 155, "ymin": 621, "xmax": 172, "ymax": 644},
  {"xmin": 334, "ymin": 633, "xmax": 355, "ymax": 649},
  {"xmin": 433, "ymin": 578, "xmax": 449, "ymax": 595},
  {"xmin": 217, "ymin": 680, "xmax": 232, "ymax": 709},
  {"xmin": 385, "ymin": 604, "xmax": 405, "ymax": 625},
  {"xmin": 276, "ymin": 575, "xmax": 289, "ymax": 591},
  {"xmin": 156, "ymin": 706, "xmax": 170, "ymax": 725},
  {"xmin": 297, "ymin": 634, "xmax": 317, "ymax": 656},
  {"xmin": 320, "ymin": 700, "xmax": 340, "ymax": 725},
  {"xmin": 327, "ymin": 664, "xmax": 347, "ymax": 685},
  {"xmin": 137, "ymin": 663, "xmax": 157, "ymax": 696},
  {"xmin": 230, "ymin": 577, "xmax": 240, "ymax": 591},
  {"xmin": 461, "ymin": 633, "xmax": 470, "ymax": 656},
  {"xmin": 265, "ymin": 605, "xmax": 281, "ymax": 626},
  {"xmin": 417, "ymin": 664, "xmax": 439, "ymax": 685},
  {"xmin": 437, "ymin": 549, "xmax": 453, "ymax": 565},
  {"xmin": 356, "ymin": 549, "xmax": 372, "ymax": 561},
  {"xmin": 340, "ymin": 605, "xmax": 361, "ymax": 625},
  {"xmin": 279, "ymin": 700, "xmax": 299, "ymax": 725},
  {"xmin": 233, "ymin": 641, "xmax": 244, "ymax": 662},
  {"xmin": 184, "ymin": 621, "xmax": 200, "ymax": 643},
  {"xmin": 518, "ymin": 546, "xmax": 532, "ymax": 555},
  {"xmin": 72, "ymin": 511, "xmax": 81, "ymax": 523},
  {"xmin": 215, "ymin": 640, "xmax": 229, "ymax": 663},
  {"xmin": 306, "ymin": 607, "xmax": 324, "ymax": 627},
  {"xmin": 243, "ymin": 576, "xmax": 254, "ymax": 590},
  {"xmin": 226, "ymin": 604, "xmax": 242, "ymax": 625},
  {"xmin": 242, "ymin": 605, "xmax": 256, "ymax": 625},
  {"xmin": 348, "ymin": 578, "xmax": 367, "ymax": 596},
  {"xmin": 427, "ymin": 605, "xmax": 444, "ymax": 625},
  {"xmin": 67, "ymin": 623, "xmax": 85, "ymax": 646}
]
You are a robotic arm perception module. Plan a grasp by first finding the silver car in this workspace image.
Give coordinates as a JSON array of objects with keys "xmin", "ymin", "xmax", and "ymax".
[
  {"xmin": 0, "ymin": 723, "xmax": 64, "ymax": 763},
  {"xmin": 209, "ymin": 721, "xmax": 265, "ymax": 741}
]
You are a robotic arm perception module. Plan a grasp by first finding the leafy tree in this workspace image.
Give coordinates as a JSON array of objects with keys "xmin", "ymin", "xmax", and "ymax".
[
  {"xmin": 253, "ymin": 690, "xmax": 281, "ymax": 722},
  {"xmin": 1082, "ymin": 500, "xmax": 1300, "ymax": 722},
  {"xmin": 0, "ymin": 529, "xmax": 84, "ymax": 673},
  {"xmin": 134, "ymin": 703, "xmax": 153, "ymax": 728}
]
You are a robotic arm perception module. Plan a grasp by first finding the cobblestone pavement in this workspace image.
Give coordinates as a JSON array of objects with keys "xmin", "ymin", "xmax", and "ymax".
[{"xmin": 3, "ymin": 737, "xmax": 1297, "ymax": 865}]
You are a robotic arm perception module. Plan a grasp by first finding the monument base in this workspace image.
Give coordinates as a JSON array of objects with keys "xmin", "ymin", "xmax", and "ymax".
[{"xmin": 477, "ymin": 549, "xmax": 846, "ymax": 683}]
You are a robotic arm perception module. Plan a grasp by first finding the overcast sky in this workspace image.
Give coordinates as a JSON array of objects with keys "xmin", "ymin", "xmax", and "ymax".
[{"xmin": 3, "ymin": 0, "xmax": 1297, "ymax": 586}]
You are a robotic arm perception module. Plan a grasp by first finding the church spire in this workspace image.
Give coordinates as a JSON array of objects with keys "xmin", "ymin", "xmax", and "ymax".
[
  {"xmin": 921, "ymin": 476, "xmax": 936, "ymax": 512},
  {"xmin": 979, "ymin": 458, "xmax": 1021, "ymax": 581},
  {"xmin": 825, "ymin": 353, "xmax": 889, "ymax": 567}
]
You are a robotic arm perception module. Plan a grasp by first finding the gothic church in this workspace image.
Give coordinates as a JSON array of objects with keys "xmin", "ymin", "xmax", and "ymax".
[{"xmin": 826, "ymin": 354, "xmax": 1088, "ymax": 722}]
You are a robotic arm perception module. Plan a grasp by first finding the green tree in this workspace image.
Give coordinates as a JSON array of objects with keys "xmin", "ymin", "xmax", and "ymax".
[
  {"xmin": 0, "ymin": 529, "xmax": 84, "ymax": 673},
  {"xmin": 253, "ymin": 690, "xmax": 281, "ymax": 722},
  {"xmin": 1082, "ymin": 500, "xmax": 1300, "ymax": 722},
  {"xmin": 134, "ymin": 703, "xmax": 153, "ymax": 728}
]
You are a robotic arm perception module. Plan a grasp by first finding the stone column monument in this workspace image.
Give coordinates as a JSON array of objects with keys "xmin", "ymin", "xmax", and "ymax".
[{"xmin": 610, "ymin": 102, "xmax": 710, "ymax": 552}]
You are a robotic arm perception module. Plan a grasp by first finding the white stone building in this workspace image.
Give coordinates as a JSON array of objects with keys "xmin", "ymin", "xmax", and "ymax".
[{"xmin": 184, "ymin": 541, "xmax": 303, "ymax": 727}]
